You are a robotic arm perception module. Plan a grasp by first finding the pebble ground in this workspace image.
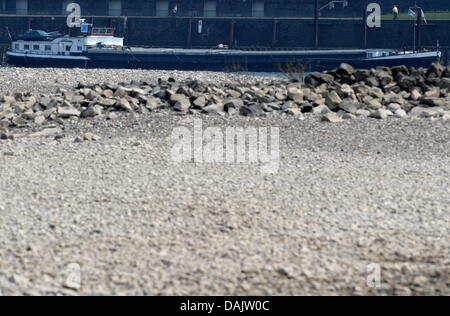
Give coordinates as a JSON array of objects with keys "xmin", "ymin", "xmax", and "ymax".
[{"xmin": 0, "ymin": 67, "xmax": 448, "ymax": 295}]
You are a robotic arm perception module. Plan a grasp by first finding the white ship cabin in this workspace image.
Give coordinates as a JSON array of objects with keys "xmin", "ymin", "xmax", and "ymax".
[
  {"xmin": 85, "ymin": 27, "xmax": 124, "ymax": 48},
  {"xmin": 10, "ymin": 27, "xmax": 124, "ymax": 57},
  {"xmin": 12, "ymin": 37, "xmax": 87, "ymax": 56}
]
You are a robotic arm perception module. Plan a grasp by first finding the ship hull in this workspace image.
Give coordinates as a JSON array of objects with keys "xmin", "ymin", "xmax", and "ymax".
[
  {"xmin": 6, "ymin": 52, "xmax": 89, "ymax": 68},
  {"xmin": 6, "ymin": 49, "xmax": 440, "ymax": 72}
]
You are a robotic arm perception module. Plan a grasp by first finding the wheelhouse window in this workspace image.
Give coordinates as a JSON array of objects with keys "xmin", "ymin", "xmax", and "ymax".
[
  {"xmin": 33, "ymin": 45, "xmax": 40, "ymax": 50},
  {"xmin": 77, "ymin": 46, "xmax": 83, "ymax": 51},
  {"xmin": 14, "ymin": 44, "xmax": 20, "ymax": 50},
  {"xmin": 66, "ymin": 46, "xmax": 71, "ymax": 52},
  {"xmin": 45, "ymin": 45, "xmax": 51, "ymax": 51},
  {"xmin": 24, "ymin": 44, "xmax": 30, "ymax": 50}
]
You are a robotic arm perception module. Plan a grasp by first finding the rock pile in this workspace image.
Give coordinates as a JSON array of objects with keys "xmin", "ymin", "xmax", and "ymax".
[
  {"xmin": 306, "ymin": 62, "xmax": 450, "ymax": 120},
  {"xmin": 0, "ymin": 63, "xmax": 449, "ymax": 133}
]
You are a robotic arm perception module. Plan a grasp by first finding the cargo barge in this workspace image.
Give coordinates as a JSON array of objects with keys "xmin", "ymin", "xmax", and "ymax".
[{"xmin": 6, "ymin": 28, "xmax": 442, "ymax": 72}]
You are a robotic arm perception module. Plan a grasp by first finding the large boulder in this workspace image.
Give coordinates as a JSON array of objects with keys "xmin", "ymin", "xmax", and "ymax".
[
  {"xmin": 202, "ymin": 102, "xmax": 225, "ymax": 114},
  {"xmin": 369, "ymin": 108, "xmax": 389, "ymax": 119},
  {"xmin": 427, "ymin": 62, "xmax": 445, "ymax": 78},
  {"xmin": 325, "ymin": 91, "xmax": 342, "ymax": 110},
  {"xmin": 376, "ymin": 71, "xmax": 393, "ymax": 87},
  {"xmin": 391, "ymin": 65, "xmax": 409, "ymax": 77},
  {"xmin": 397, "ymin": 75, "xmax": 417, "ymax": 91},
  {"xmin": 410, "ymin": 106, "xmax": 444, "ymax": 118},
  {"xmin": 224, "ymin": 98, "xmax": 244, "ymax": 112},
  {"xmin": 336, "ymin": 63, "xmax": 355, "ymax": 76},
  {"xmin": 439, "ymin": 78, "xmax": 450, "ymax": 90},
  {"xmin": 365, "ymin": 76, "xmax": 380, "ymax": 87},
  {"xmin": 355, "ymin": 69, "xmax": 371, "ymax": 82},
  {"xmin": 173, "ymin": 99, "xmax": 191, "ymax": 113},
  {"xmin": 321, "ymin": 112, "xmax": 343, "ymax": 123},
  {"xmin": 240, "ymin": 104, "xmax": 265, "ymax": 117},
  {"xmin": 287, "ymin": 87, "xmax": 304, "ymax": 102},
  {"xmin": 338, "ymin": 99, "xmax": 360, "ymax": 114},
  {"xmin": 305, "ymin": 72, "xmax": 334, "ymax": 88}
]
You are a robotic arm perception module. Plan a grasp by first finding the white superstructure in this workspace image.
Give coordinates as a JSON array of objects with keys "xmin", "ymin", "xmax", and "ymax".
[{"xmin": 7, "ymin": 28, "xmax": 124, "ymax": 61}]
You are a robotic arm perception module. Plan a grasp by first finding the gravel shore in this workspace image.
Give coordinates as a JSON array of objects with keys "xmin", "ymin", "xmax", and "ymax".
[
  {"xmin": 0, "ymin": 66, "xmax": 274, "ymax": 95},
  {"xmin": 0, "ymin": 67, "xmax": 449, "ymax": 296}
]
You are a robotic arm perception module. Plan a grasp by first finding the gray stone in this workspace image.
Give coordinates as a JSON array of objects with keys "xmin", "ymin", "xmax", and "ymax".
[
  {"xmin": 387, "ymin": 103, "xmax": 401, "ymax": 112},
  {"xmin": 240, "ymin": 104, "xmax": 265, "ymax": 117},
  {"xmin": 173, "ymin": 99, "xmax": 191, "ymax": 113},
  {"xmin": 325, "ymin": 91, "xmax": 342, "ymax": 110},
  {"xmin": 410, "ymin": 106, "xmax": 443, "ymax": 118},
  {"xmin": 43, "ymin": 107, "xmax": 56, "ymax": 118},
  {"xmin": 427, "ymin": 62, "xmax": 445, "ymax": 77},
  {"xmin": 83, "ymin": 132, "xmax": 100, "ymax": 141},
  {"xmin": 410, "ymin": 89, "xmax": 422, "ymax": 101},
  {"xmin": 421, "ymin": 97, "xmax": 446, "ymax": 108},
  {"xmin": 21, "ymin": 110, "xmax": 35, "ymax": 120},
  {"xmin": 305, "ymin": 72, "xmax": 334, "ymax": 87},
  {"xmin": 12, "ymin": 116, "xmax": 29, "ymax": 127},
  {"xmin": 114, "ymin": 86, "xmax": 132, "ymax": 98},
  {"xmin": 337, "ymin": 63, "xmax": 355, "ymax": 76},
  {"xmin": 116, "ymin": 98, "xmax": 132, "ymax": 112},
  {"xmin": 193, "ymin": 95, "xmax": 207, "ymax": 108},
  {"xmin": 226, "ymin": 89, "xmax": 242, "ymax": 98},
  {"xmin": 261, "ymin": 104, "xmax": 273, "ymax": 112},
  {"xmin": 268, "ymin": 103, "xmax": 282, "ymax": 111},
  {"xmin": 106, "ymin": 112, "xmax": 118, "ymax": 120},
  {"xmin": 365, "ymin": 77, "xmax": 380, "ymax": 87},
  {"xmin": 57, "ymin": 107, "xmax": 81, "ymax": 118},
  {"xmin": 169, "ymin": 94, "xmax": 188, "ymax": 105},
  {"xmin": 377, "ymin": 71, "xmax": 393, "ymax": 87},
  {"xmin": 275, "ymin": 92, "xmax": 287, "ymax": 101},
  {"xmin": 366, "ymin": 99, "xmax": 383, "ymax": 110},
  {"xmin": 0, "ymin": 119, "xmax": 11, "ymax": 129},
  {"xmin": 10, "ymin": 274, "xmax": 30, "ymax": 286},
  {"xmin": 355, "ymin": 69, "xmax": 371, "ymax": 82},
  {"xmin": 337, "ymin": 84, "xmax": 356, "ymax": 99},
  {"xmin": 34, "ymin": 115, "xmax": 46, "ymax": 125},
  {"xmin": 338, "ymin": 99, "xmax": 359, "ymax": 114},
  {"xmin": 285, "ymin": 107, "xmax": 301, "ymax": 116},
  {"xmin": 287, "ymin": 87, "xmax": 304, "ymax": 102},
  {"xmin": 2, "ymin": 96, "xmax": 16, "ymax": 104},
  {"xmin": 102, "ymin": 89, "xmax": 114, "ymax": 98},
  {"xmin": 442, "ymin": 111, "xmax": 450, "ymax": 121},
  {"xmin": 29, "ymin": 127, "xmax": 63, "ymax": 137},
  {"xmin": 202, "ymin": 103, "xmax": 224, "ymax": 114},
  {"xmin": 81, "ymin": 105, "xmax": 103, "ymax": 118},
  {"xmin": 0, "ymin": 132, "xmax": 13, "ymax": 140},
  {"xmin": 321, "ymin": 112, "xmax": 343, "ymax": 123},
  {"xmin": 355, "ymin": 109, "xmax": 371, "ymax": 117},
  {"xmin": 394, "ymin": 109, "xmax": 408, "ymax": 118},
  {"xmin": 142, "ymin": 98, "xmax": 158, "ymax": 111},
  {"xmin": 342, "ymin": 113, "xmax": 356, "ymax": 120},
  {"xmin": 439, "ymin": 78, "xmax": 450, "ymax": 90},
  {"xmin": 391, "ymin": 65, "xmax": 409, "ymax": 77},
  {"xmin": 369, "ymin": 108, "xmax": 389, "ymax": 119},
  {"xmin": 397, "ymin": 75, "xmax": 416, "ymax": 90},
  {"xmin": 424, "ymin": 88, "xmax": 441, "ymax": 98},
  {"xmin": 98, "ymin": 98, "xmax": 117, "ymax": 107},
  {"xmin": 312, "ymin": 104, "xmax": 331, "ymax": 115},
  {"xmin": 224, "ymin": 98, "xmax": 244, "ymax": 111}
]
